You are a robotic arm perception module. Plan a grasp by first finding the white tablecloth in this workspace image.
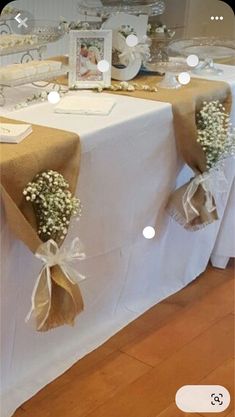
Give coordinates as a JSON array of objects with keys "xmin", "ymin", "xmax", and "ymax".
[{"xmin": 0, "ymin": 64, "xmax": 234, "ymax": 417}]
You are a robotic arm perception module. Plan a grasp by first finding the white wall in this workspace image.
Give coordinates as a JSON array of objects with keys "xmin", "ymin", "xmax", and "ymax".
[
  {"xmin": 1, "ymin": 0, "xmax": 234, "ymax": 66},
  {"xmin": 159, "ymin": 0, "xmax": 234, "ymax": 38},
  {"xmin": 161, "ymin": 0, "xmax": 188, "ymax": 38},
  {"xmin": 184, "ymin": 0, "xmax": 235, "ymax": 37}
]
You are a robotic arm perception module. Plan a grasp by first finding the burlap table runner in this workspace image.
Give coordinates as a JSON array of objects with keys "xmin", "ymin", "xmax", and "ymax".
[
  {"xmin": 109, "ymin": 75, "xmax": 232, "ymax": 228},
  {"xmin": 0, "ymin": 117, "xmax": 84, "ymax": 330},
  {"xmin": 215, "ymin": 57, "xmax": 235, "ymax": 65}
]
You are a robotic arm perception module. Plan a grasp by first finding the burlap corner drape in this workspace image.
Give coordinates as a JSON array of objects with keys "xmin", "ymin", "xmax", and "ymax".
[
  {"xmin": 0, "ymin": 117, "xmax": 84, "ymax": 331},
  {"xmin": 110, "ymin": 75, "xmax": 232, "ymax": 229}
]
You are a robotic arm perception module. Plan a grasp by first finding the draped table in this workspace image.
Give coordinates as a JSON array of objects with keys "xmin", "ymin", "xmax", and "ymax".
[{"xmin": 0, "ymin": 63, "xmax": 234, "ymax": 417}]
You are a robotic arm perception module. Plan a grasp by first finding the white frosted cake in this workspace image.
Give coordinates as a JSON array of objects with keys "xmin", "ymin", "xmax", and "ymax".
[
  {"xmin": 0, "ymin": 60, "xmax": 63, "ymax": 83},
  {"xmin": 0, "ymin": 34, "xmax": 38, "ymax": 50},
  {"xmin": 47, "ymin": 60, "xmax": 63, "ymax": 71},
  {"xmin": 0, "ymin": 65, "xmax": 25, "ymax": 81},
  {"xmin": 11, "ymin": 63, "xmax": 37, "ymax": 77},
  {"xmin": 31, "ymin": 61, "xmax": 51, "ymax": 74}
]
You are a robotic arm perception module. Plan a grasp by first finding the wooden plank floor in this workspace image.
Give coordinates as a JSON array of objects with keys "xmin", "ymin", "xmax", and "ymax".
[{"xmin": 14, "ymin": 261, "xmax": 234, "ymax": 417}]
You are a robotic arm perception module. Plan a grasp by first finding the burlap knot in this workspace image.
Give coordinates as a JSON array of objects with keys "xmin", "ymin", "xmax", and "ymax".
[{"xmin": 167, "ymin": 166, "xmax": 228, "ymax": 230}]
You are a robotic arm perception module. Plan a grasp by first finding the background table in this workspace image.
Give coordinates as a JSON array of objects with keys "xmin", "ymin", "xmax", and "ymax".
[{"xmin": 0, "ymin": 64, "xmax": 234, "ymax": 417}]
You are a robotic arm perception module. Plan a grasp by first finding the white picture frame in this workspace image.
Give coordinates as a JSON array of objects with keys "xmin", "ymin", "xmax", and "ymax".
[
  {"xmin": 69, "ymin": 30, "xmax": 112, "ymax": 89},
  {"xmin": 102, "ymin": 13, "xmax": 148, "ymax": 81}
]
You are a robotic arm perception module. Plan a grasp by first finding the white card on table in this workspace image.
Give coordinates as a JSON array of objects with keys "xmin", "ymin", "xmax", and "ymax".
[
  {"xmin": 54, "ymin": 95, "xmax": 116, "ymax": 116},
  {"xmin": 0, "ymin": 123, "xmax": 33, "ymax": 143}
]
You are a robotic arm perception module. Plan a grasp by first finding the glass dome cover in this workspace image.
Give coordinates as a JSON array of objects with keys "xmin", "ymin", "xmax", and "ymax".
[{"xmin": 78, "ymin": 0, "xmax": 165, "ymax": 18}]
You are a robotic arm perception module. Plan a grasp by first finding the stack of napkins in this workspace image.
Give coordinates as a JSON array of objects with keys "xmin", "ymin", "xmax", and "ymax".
[
  {"xmin": 0, "ymin": 123, "xmax": 32, "ymax": 143},
  {"xmin": 54, "ymin": 95, "xmax": 116, "ymax": 116}
]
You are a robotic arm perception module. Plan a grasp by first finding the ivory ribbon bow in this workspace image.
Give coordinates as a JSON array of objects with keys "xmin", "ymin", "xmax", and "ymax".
[
  {"xmin": 118, "ymin": 35, "xmax": 150, "ymax": 67},
  {"xmin": 182, "ymin": 168, "xmax": 228, "ymax": 223},
  {"xmin": 26, "ymin": 238, "xmax": 86, "ymax": 330}
]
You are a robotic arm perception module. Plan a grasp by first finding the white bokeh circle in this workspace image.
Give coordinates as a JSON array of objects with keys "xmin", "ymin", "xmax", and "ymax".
[
  {"xmin": 97, "ymin": 59, "xmax": 110, "ymax": 73},
  {"xmin": 47, "ymin": 91, "xmax": 60, "ymax": 104},
  {"xmin": 126, "ymin": 34, "xmax": 139, "ymax": 47},
  {"xmin": 186, "ymin": 54, "xmax": 199, "ymax": 67},
  {"xmin": 143, "ymin": 226, "xmax": 156, "ymax": 239},
  {"xmin": 178, "ymin": 72, "xmax": 191, "ymax": 85}
]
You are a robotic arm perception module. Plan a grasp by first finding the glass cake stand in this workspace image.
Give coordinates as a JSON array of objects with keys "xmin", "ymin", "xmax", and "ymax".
[
  {"xmin": 16, "ymin": 20, "xmax": 66, "ymax": 43},
  {"xmin": 168, "ymin": 37, "xmax": 235, "ymax": 76},
  {"xmin": 0, "ymin": 21, "xmax": 66, "ymax": 62},
  {"xmin": 144, "ymin": 57, "xmax": 191, "ymax": 88},
  {"xmin": 77, "ymin": 0, "xmax": 165, "ymax": 20},
  {"xmin": 144, "ymin": 30, "xmax": 175, "ymax": 67}
]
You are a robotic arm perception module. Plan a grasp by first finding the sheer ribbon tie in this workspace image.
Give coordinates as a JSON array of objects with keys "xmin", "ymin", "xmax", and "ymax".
[
  {"xmin": 182, "ymin": 168, "xmax": 227, "ymax": 223},
  {"xmin": 119, "ymin": 42, "xmax": 150, "ymax": 66},
  {"xmin": 26, "ymin": 238, "xmax": 86, "ymax": 330}
]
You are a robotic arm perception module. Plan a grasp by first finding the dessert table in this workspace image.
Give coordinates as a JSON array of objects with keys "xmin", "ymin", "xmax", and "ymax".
[{"xmin": 0, "ymin": 63, "xmax": 234, "ymax": 417}]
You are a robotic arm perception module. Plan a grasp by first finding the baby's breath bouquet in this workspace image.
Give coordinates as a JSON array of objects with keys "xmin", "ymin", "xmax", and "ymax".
[
  {"xmin": 23, "ymin": 170, "xmax": 81, "ymax": 243},
  {"xmin": 172, "ymin": 99, "xmax": 235, "ymax": 231},
  {"xmin": 197, "ymin": 100, "xmax": 235, "ymax": 170},
  {"xmin": 22, "ymin": 170, "xmax": 84, "ymax": 332}
]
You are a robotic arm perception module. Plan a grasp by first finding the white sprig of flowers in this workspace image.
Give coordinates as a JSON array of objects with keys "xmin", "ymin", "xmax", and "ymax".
[
  {"xmin": 94, "ymin": 81, "xmax": 158, "ymax": 93},
  {"xmin": 196, "ymin": 100, "xmax": 235, "ymax": 170},
  {"xmin": 118, "ymin": 24, "xmax": 136, "ymax": 38},
  {"xmin": 23, "ymin": 170, "xmax": 81, "ymax": 242},
  {"xmin": 147, "ymin": 23, "xmax": 175, "ymax": 38}
]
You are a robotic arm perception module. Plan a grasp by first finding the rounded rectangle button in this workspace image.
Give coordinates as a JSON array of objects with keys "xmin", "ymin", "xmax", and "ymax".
[{"xmin": 176, "ymin": 385, "xmax": 230, "ymax": 413}]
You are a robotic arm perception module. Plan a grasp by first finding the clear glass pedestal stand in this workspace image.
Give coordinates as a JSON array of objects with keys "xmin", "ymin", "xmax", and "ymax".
[
  {"xmin": 192, "ymin": 57, "xmax": 223, "ymax": 76},
  {"xmin": 157, "ymin": 72, "xmax": 181, "ymax": 89},
  {"xmin": 144, "ymin": 57, "xmax": 190, "ymax": 89}
]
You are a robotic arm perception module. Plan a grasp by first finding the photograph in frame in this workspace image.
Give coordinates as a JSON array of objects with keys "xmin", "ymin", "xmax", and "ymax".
[{"xmin": 69, "ymin": 30, "xmax": 112, "ymax": 89}]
